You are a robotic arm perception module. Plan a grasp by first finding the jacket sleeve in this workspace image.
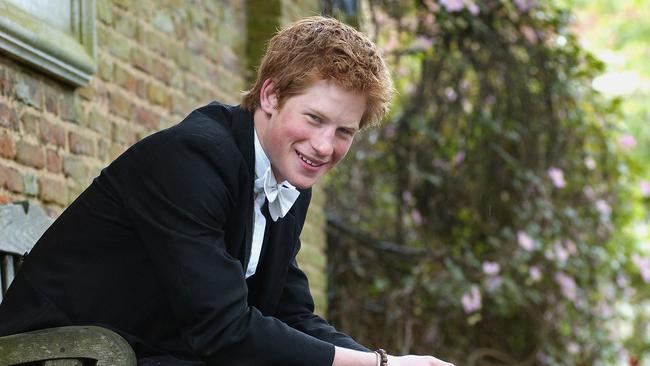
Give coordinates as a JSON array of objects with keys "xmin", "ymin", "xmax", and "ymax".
[
  {"xmin": 110, "ymin": 122, "xmax": 335, "ymax": 366},
  {"xmin": 273, "ymin": 240, "xmax": 370, "ymax": 352}
]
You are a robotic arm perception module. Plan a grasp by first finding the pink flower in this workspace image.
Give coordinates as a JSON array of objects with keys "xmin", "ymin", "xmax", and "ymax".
[
  {"xmin": 520, "ymin": 26, "xmax": 537, "ymax": 44},
  {"xmin": 632, "ymin": 254, "xmax": 650, "ymax": 283},
  {"xmin": 482, "ymin": 261, "xmax": 500, "ymax": 275},
  {"xmin": 517, "ymin": 231, "xmax": 535, "ymax": 251},
  {"xmin": 411, "ymin": 210, "xmax": 423, "ymax": 226},
  {"xmin": 554, "ymin": 242, "xmax": 569, "ymax": 263},
  {"xmin": 440, "ymin": 0, "xmax": 464, "ymax": 12},
  {"xmin": 413, "ymin": 36, "xmax": 434, "ymax": 51},
  {"xmin": 548, "ymin": 167, "xmax": 566, "ymax": 188},
  {"xmin": 618, "ymin": 134, "xmax": 637, "ymax": 151},
  {"xmin": 453, "ymin": 151, "xmax": 465, "ymax": 166},
  {"xmin": 555, "ymin": 272, "xmax": 577, "ymax": 301},
  {"xmin": 461, "ymin": 285, "xmax": 482, "ymax": 313},
  {"xmin": 444, "ymin": 87, "xmax": 457, "ymax": 101},
  {"xmin": 640, "ymin": 181, "xmax": 650, "ymax": 198},
  {"xmin": 565, "ymin": 240, "xmax": 577, "ymax": 255},
  {"xmin": 595, "ymin": 199, "xmax": 611, "ymax": 218},
  {"xmin": 423, "ymin": 0, "xmax": 440, "ymax": 12},
  {"xmin": 616, "ymin": 274, "xmax": 628, "ymax": 288},
  {"xmin": 583, "ymin": 186, "xmax": 595, "ymax": 200},
  {"xmin": 466, "ymin": 2, "xmax": 480, "ymax": 15},
  {"xmin": 584, "ymin": 156, "xmax": 596, "ymax": 170},
  {"xmin": 529, "ymin": 266, "xmax": 542, "ymax": 282},
  {"xmin": 567, "ymin": 342, "xmax": 580, "ymax": 355},
  {"xmin": 514, "ymin": 0, "xmax": 536, "ymax": 12}
]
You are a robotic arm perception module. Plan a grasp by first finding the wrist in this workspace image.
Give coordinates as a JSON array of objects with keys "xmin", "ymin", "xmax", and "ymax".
[{"xmin": 374, "ymin": 349, "xmax": 388, "ymax": 366}]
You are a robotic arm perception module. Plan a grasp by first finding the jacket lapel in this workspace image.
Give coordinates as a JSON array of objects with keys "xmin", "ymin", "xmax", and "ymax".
[{"xmin": 231, "ymin": 105, "xmax": 255, "ymax": 271}]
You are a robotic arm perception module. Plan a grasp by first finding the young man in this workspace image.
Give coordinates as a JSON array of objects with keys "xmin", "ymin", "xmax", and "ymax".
[{"xmin": 0, "ymin": 17, "xmax": 451, "ymax": 366}]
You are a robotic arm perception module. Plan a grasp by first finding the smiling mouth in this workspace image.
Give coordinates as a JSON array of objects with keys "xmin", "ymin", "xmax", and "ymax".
[{"xmin": 296, "ymin": 151, "xmax": 326, "ymax": 167}]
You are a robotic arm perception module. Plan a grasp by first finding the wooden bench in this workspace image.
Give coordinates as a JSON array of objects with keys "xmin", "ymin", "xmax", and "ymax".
[{"xmin": 0, "ymin": 202, "xmax": 137, "ymax": 366}]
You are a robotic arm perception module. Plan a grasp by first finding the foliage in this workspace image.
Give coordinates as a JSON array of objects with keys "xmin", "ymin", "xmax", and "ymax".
[{"xmin": 325, "ymin": 0, "xmax": 643, "ymax": 364}]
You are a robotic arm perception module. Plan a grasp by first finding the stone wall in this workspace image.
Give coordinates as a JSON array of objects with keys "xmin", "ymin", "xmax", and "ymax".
[{"xmin": 0, "ymin": 0, "xmax": 327, "ymax": 314}]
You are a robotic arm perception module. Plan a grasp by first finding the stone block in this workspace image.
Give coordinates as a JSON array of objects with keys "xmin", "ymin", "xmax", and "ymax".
[
  {"xmin": 108, "ymin": 91, "xmax": 134, "ymax": 120},
  {"xmin": 21, "ymin": 111, "xmax": 40, "ymax": 135},
  {"xmin": 131, "ymin": 48, "xmax": 152, "ymax": 74},
  {"xmin": 97, "ymin": 0, "xmax": 114, "ymax": 25},
  {"xmin": 38, "ymin": 176, "xmax": 68, "ymax": 205},
  {"xmin": 0, "ymin": 164, "xmax": 22, "ymax": 193},
  {"xmin": 15, "ymin": 78, "xmax": 43, "ymax": 110},
  {"xmin": 0, "ymin": 132, "xmax": 15, "ymax": 159},
  {"xmin": 112, "ymin": 123, "xmax": 137, "ymax": 146},
  {"xmin": 16, "ymin": 141, "xmax": 46, "ymax": 169},
  {"xmin": 62, "ymin": 155, "xmax": 89, "ymax": 183},
  {"xmin": 98, "ymin": 56, "xmax": 113, "ymax": 82},
  {"xmin": 147, "ymin": 83, "xmax": 169, "ymax": 108},
  {"xmin": 23, "ymin": 172, "xmax": 38, "ymax": 196},
  {"xmin": 152, "ymin": 10, "xmax": 175, "ymax": 35},
  {"xmin": 68, "ymin": 132, "xmax": 96, "ymax": 157},
  {"xmin": 39, "ymin": 119, "xmax": 67, "ymax": 148},
  {"xmin": 114, "ymin": 64, "xmax": 137, "ymax": 92},
  {"xmin": 0, "ymin": 101, "xmax": 19, "ymax": 130},
  {"xmin": 46, "ymin": 149, "xmax": 61, "ymax": 173},
  {"xmin": 60, "ymin": 94, "xmax": 81, "ymax": 124},
  {"xmin": 87, "ymin": 109, "xmax": 112, "ymax": 136},
  {"xmin": 115, "ymin": 14, "xmax": 137, "ymax": 38},
  {"xmin": 44, "ymin": 89, "xmax": 59, "ymax": 115},
  {"xmin": 134, "ymin": 105, "xmax": 160, "ymax": 130}
]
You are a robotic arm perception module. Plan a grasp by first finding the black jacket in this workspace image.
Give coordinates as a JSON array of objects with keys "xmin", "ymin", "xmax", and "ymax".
[{"xmin": 0, "ymin": 102, "xmax": 367, "ymax": 365}]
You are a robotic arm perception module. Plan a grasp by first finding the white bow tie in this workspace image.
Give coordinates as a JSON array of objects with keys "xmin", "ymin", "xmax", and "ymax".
[{"xmin": 254, "ymin": 167, "xmax": 300, "ymax": 221}]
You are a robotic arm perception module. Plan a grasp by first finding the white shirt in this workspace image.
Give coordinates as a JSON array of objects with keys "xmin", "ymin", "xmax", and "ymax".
[{"xmin": 245, "ymin": 130, "xmax": 273, "ymax": 278}]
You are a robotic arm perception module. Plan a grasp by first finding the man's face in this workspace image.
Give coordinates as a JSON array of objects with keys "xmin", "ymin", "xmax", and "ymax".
[{"xmin": 258, "ymin": 79, "xmax": 366, "ymax": 189}]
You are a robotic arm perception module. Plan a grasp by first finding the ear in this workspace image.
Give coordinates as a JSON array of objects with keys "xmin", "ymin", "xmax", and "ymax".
[{"xmin": 259, "ymin": 78, "xmax": 279, "ymax": 114}]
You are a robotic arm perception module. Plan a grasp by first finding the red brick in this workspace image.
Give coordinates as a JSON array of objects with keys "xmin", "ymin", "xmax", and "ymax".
[
  {"xmin": 0, "ymin": 132, "xmax": 15, "ymax": 159},
  {"xmin": 15, "ymin": 141, "xmax": 45, "ymax": 169},
  {"xmin": 0, "ymin": 164, "xmax": 22, "ymax": 193},
  {"xmin": 46, "ymin": 149, "xmax": 61, "ymax": 173},
  {"xmin": 114, "ymin": 64, "xmax": 137, "ymax": 92},
  {"xmin": 152, "ymin": 59, "xmax": 172, "ymax": 85},
  {"xmin": 0, "ymin": 101, "xmax": 19, "ymax": 130},
  {"xmin": 0, "ymin": 194, "xmax": 10, "ymax": 205},
  {"xmin": 0, "ymin": 68, "xmax": 12, "ymax": 95},
  {"xmin": 134, "ymin": 105, "xmax": 160, "ymax": 130},
  {"xmin": 38, "ymin": 176, "xmax": 67, "ymax": 205},
  {"xmin": 39, "ymin": 119, "xmax": 66, "ymax": 147},
  {"xmin": 68, "ymin": 132, "xmax": 95, "ymax": 156}
]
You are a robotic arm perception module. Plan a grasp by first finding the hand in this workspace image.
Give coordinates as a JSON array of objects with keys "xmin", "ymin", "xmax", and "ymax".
[{"xmin": 388, "ymin": 354, "xmax": 454, "ymax": 366}]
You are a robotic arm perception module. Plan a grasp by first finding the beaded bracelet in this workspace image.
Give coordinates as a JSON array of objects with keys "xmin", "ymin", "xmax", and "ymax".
[{"xmin": 375, "ymin": 348, "xmax": 388, "ymax": 366}]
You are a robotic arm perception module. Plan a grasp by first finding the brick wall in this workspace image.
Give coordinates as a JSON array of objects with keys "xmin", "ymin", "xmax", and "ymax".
[{"xmin": 0, "ymin": 0, "xmax": 328, "ymax": 314}]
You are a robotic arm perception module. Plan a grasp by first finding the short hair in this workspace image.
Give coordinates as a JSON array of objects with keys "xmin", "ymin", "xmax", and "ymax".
[{"xmin": 241, "ymin": 16, "xmax": 394, "ymax": 129}]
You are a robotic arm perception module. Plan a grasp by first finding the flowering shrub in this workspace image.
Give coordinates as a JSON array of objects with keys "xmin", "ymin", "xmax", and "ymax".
[{"xmin": 325, "ymin": 1, "xmax": 644, "ymax": 364}]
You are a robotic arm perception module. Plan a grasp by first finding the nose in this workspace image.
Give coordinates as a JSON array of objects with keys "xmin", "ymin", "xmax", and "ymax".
[{"xmin": 310, "ymin": 128, "xmax": 335, "ymax": 157}]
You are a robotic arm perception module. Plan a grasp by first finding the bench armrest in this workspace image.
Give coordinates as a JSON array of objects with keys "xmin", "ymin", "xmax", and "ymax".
[{"xmin": 0, "ymin": 326, "xmax": 136, "ymax": 366}]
